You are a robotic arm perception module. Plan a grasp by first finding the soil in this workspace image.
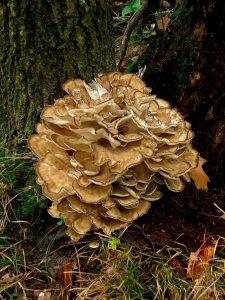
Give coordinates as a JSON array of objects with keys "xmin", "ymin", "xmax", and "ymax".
[
  {"xmin": 16, "ymin": 185, "xmax": 224, "ymax": 299},
  {"xmin": 37, "ymin": 185, "xmax": 225, "ymax": 252},
  {"xmin": 139, "ymin": 186, "xmax": 225, "ymax": 250}
]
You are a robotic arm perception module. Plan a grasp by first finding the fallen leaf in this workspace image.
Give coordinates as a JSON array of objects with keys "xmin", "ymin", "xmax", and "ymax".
[
  {"xmin": 0, "ymin": 273, "xmax": 22, "ymax": 284},
  {"xmin": 189, "ymin": 156, "xmax": 210, "ymax": 191},
  {"xmin": 156, "ymin": 16, "xmax": 170, "ymax": 31},
  {"xmin": 105, "ymin": 266, "xmax": 115, "ymax": 275},
  {"xmin": 191, "ymin": 72, "xmax": 201, "ymax": 84},
  {"xmin": 187, "ymin": 252, "xmax": 198, "ymax": 279},
  {"xmin": 62, "ymin": 259, "xmax": 72, "ymax": 289},
  {"xmin": 187, "ymin": 244, "xmax": 216, "ymax": 279},
  {"xmin": 168, "ymin": 259, "xmax": 185, "ymax": 276}
]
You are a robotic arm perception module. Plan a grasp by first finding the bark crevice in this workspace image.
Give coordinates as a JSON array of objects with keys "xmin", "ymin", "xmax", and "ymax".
[{"xmin": 0, "ymin": 0, "xmax": 115, "ymax": 146}]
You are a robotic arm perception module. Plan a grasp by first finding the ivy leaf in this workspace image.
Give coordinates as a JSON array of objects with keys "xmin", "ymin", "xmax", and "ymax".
[
  {"xmin": 122, "ymin": 0, "xmax": 142, "ymax": 16},
  {"xmin": 189, "ymin": 156, "xmax": 210, "ymax": 191},
  {"xmin": 122, "ymin": 4, "xmax": 133, "ymax": 16},
  {"xmin": 132, "ymin": 0, "xmax": 141, "ymax": 11}
]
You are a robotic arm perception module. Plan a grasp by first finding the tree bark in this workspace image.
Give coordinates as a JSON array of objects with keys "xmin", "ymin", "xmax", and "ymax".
[
  {"xmin": 0, "ymin": 0, "xmax": 115, "ymax": 146},
  {"xmin": 143, "ymin": 0, "xmax": 225, "ymax": 186}
]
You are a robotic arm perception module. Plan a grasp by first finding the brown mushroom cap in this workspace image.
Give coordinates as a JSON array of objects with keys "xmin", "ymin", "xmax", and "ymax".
[{"xmin": 29, "ymin": 72, "xmax": 200, "ymax": 241}]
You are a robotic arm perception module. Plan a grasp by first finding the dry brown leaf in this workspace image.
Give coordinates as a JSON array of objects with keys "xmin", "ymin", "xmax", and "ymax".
[
  {"xmin": 187, "ymin": 245, "xmax": 216, "ymax": 279},
  {"xmin": 105, "ymin": 266, "xmax": 115, "ymax": 275},
  {"xmin": 156, "ymin": 16, "xmax": 171, "ymax": 31},
  {"xmin": 0, "ymin": 273, "xmax": 21, "ymax": 284},
  {"xmin": 168, "ymin": 259, "xmax": 185, "ymax": 276},
  {"xmin": 62, "ymin": 259, "xmax": 72, "ymax": 289},
  {"xmin": 189, "ymin": 156, "xmax": 210, "ymax": 191}
]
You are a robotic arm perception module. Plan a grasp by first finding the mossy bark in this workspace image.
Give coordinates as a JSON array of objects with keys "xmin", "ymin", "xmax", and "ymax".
[
  {"xmin": 143, "ymin": 0, "xmax": 225, "ymax": 186},
  {"xmin": 0, "ymin": 0, "xmax": 115, "ymax": 147}
]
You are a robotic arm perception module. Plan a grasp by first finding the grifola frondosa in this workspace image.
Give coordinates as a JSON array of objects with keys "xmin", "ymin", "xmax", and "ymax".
[{"xmin": 29, "ymin": 72, "xmax": 208, "ymax": 241}]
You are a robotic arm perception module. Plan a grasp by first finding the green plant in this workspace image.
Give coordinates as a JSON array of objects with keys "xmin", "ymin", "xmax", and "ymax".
[
  {"xmin": 154, "ymin": 1, "xmax": 188, "ymax": 23},
  {"xmin": 109, "ymin": 237, "xmax": 120, "ymax": 250},
  {"xmin": 122, "ymin": 0, "xmax": 142, "ymax": 16},
  {"xmin": 124, "ymin": 60, "xmax": 138, "ymax": 74},
  {"xmin": 74, "ymin": 236, "xmax": 225, "ymax": 299}
]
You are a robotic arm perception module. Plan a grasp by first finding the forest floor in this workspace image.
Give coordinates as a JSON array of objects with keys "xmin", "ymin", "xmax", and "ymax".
[
  {"xmin": 1, "ymin": 156, "xmax": 225, "ymax": 299},
  {"xmin": 1, "ymin": 1, "xmax": 225, "ymax": 299}
]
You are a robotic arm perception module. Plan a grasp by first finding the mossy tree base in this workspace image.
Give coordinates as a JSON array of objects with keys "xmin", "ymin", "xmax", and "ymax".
[{"xmin": 143, "ymin": 0, "xmax": 225, "ymax": 186}]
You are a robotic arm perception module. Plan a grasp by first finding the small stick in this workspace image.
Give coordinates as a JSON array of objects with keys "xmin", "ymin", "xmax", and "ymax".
[
  {"xmin": 118, "ymin": 0, "xmax": 149, "ymax": 70},
  {"xmin": 214, "ymin": 203, "xmax": 225, "ymax": 214}
]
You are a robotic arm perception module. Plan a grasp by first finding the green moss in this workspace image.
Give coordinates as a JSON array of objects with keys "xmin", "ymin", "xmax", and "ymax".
[
  {"xmin": 8, "ymin": 0, "xmax": 19, "ymax": 17},
  {"xmin": 78, "ymin": 0, "xmax": 87, "ymax": 6}
]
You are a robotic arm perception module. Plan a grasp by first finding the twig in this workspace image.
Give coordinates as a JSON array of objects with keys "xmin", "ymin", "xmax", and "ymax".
[
  {"xmin": 118, "ymin": 0, "xmax": 149, "ymax": 70},
  {"xmin": 214, "ymin": 203, "xmax": 225, "ymax": 214}
]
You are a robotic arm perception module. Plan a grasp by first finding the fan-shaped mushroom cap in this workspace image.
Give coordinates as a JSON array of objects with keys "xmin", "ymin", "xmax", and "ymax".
[{"xmin": 29, "ymin": 72, "xmax": 200, "ymax": 241}]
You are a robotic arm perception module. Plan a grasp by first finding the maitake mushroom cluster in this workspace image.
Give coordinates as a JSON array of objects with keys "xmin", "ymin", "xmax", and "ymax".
[{"xmin": 29, "ymin": 72, "xmax": 200, "ymax": 241}]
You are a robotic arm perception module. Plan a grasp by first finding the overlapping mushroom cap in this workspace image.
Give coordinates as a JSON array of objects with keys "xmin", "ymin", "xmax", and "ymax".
[{"xmin": 29, "ymin": 72, "xmax": 199, "ymax": 241}]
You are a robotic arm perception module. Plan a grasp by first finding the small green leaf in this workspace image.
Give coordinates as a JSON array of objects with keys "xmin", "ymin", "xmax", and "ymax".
[
  {"xmin": 122, "ymin": 0, "xmax": 142, "ymax": 16},
  {"xmin": 132, "ymin": 0, "xmax": 141, "ymax": 11},
  {"xmin": 124, "ymin": 60, "xmax": 137, "ymax": 74},
  {"xmin": 109, "ymin": 237, "xmax": 120, "ymax": 250},
  {"xmin": 57, "ymin": 218, "xmax": 64, "ymax": 226},
  {"xmin": 122, "ymin": 4, "xmax": 133, "ymax": 16}
]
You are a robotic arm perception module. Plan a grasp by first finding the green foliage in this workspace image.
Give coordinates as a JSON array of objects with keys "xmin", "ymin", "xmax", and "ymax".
[
  {"xmin": 124, "ymin": 60, "xmax": 137, "ymax": 74},
  {"xmin": 79, "ymin": 0, "xmax": 86, "ymax": 5},
  {"xmin": 57, "ymin": 218, "xmax": 65, "ymax": 226},
  {"xmin": 76, "ymin": 237, "xmax": 225, "ymax": 299},
  {"xmin": 154, "ymin": 9, "xmax": 168, "ymax": 19},
  {"xmin": 122, "ymin": 0, "xmax": 141, "ymax": 16},
  {"xmin": 170, "ymin": 0, "xmax": 188, "ymax": 22},
  {"xmin": 109, "ymin": 237, "xmax": 120, "ymax": 250},
  {"xmin": 154, "ymin": 1, "xmax": 188, "ymax": 24}
]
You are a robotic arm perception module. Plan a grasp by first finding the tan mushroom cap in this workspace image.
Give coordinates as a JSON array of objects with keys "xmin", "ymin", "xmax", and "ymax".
[
  {"xmin": 36, "ymin": 153, "xmax": 79, "ymax": 201},
  {"xmin": 115, "ymin": 195, "xmax": 139, "ymax": 208},
  {"xmin": 91, "ymin": 215, "xmax": 126, "ymax": 236},
  {"xmin": 72, "ymin": 215, "xmax": 93, "ymax": 235},
  {"xmin": 29, "ymin": 71, "xmax": 200, "ymax": 241},
  {"xmin": 106, "ymin": 200, "xmax": 151, "ymax": 222},
  {"xmin": 28, "ymin": 134, "xmax": 67, "ymax": 159},
  {"xmin": 72, "ymin": 181, "xmax": 112, "ymax": 204}
]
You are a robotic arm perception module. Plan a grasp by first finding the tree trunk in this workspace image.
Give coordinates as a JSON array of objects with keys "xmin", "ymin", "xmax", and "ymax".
[
  {"xmin": 0, "ymin": 0, "xmax": 115, "ymax": 147},
  {"xmin": 143, "ymin": 0, "xmax": 225, "ymax": 186}
]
